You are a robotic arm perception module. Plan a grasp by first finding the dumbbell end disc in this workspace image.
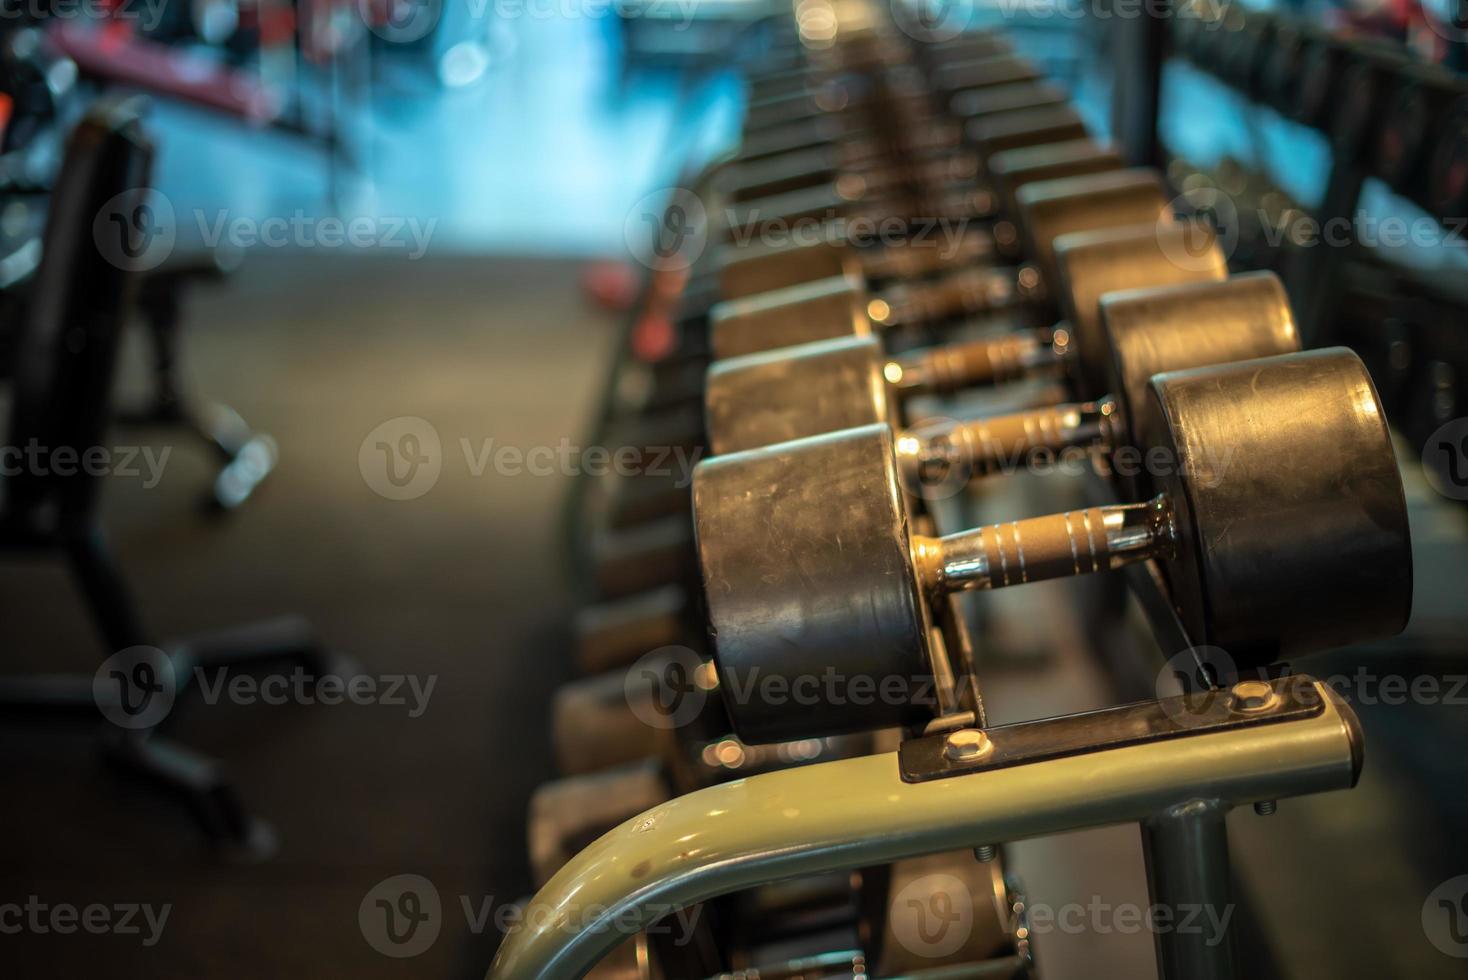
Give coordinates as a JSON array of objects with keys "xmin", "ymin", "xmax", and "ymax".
[
  {"xmin": 693, "ymin": 424, "xmax": 934, "ymax": 743},
  {"xmin": 1148, "ymin": 348, "xmax": 1412, "ymax": 668},
  {"xmin": 705, "ymin": 335, "xmax": 893, "ymax": 455}
]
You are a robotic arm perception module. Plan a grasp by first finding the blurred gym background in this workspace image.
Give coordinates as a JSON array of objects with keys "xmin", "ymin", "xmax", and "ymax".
[{"xmin": 0, "ymin": 0, "xmax": 1465, "ymax": 977}]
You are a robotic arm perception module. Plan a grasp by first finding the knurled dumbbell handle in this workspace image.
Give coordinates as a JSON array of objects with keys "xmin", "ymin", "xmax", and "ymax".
[
  {"xmin": 898, "ymin": 399, "xmax": 1117, "ymax": 486},
  {"xmin": 860, "ymin": 224, "xmax": 997, "ymax": 285},
  {"xmin": 871, "ymin": 266, "xmax": 1022, "ymax": 328},
  {"xmin": 886, "ymin": 327, "xmax": 1056, "ymax": 393},
  {"xmin": 912, "ymin": 496, "xmax": 1175, "ymax": 594}
]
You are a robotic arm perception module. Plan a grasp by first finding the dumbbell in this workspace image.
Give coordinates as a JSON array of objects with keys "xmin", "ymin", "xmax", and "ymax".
[
  {"xmin": 857, "ymin": 851, "xmax": 1027, "ymax": 977},
  {"xmin": 741, "ymin": 49, "xmax": 1042, "ymax": 140},
  {"xmin": 589, "ymin": 512, "xmax": 697, "ymax": 601},
  {"xmin": 709, "ymin": 168, "xmax": 1206, "ymax": 361},
  {"xmin": 721, "ymin": 97, "xmax": 1092, "ymax": 243},
  {"xmin": 597, "ymin": 162, "xmax": 1136, "ymax": 461},
  {"xmin": 706, "ymin": 273, "xmax": 1297, "ymax": 477},
  {"xmin": 719, "ymin": 131, "xmax": 980, "ymax": 206},
  {"xmin": 719, "ymin": 78, "xmax": 1080, "ymax": 212},
  {"xmin": 720, "ymin": 57, "xmax": 1078, "ymax": 211},
  {"xmin": 737, "ymin": 20, "xmax": 1019, "ymax": 123},
  {"xmin": 692, "ymin": 348, "xmax": 1412, "ymax": 742},
  {"xmin": 723, "ymin": 850, "xmax": 1026, "ymax": 978},
  {"xmin": 730, "ymin": 72, "xmax": 1050, "ymax": 171},
  {"xmin": 716, "ymin": 135, "xmax": 1122, "ymax": 301},
  {"xmin": 589, "ymin": 176, "xmax": 1198, "ymax": 596},
  {"xmin": 574, "ymin": 584, "xmax": 700, "ymax": 674}
]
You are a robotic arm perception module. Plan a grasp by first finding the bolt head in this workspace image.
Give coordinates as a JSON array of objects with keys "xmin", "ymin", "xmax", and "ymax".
[
  {"xmin": 943, "ymin": 728, "xmax": 994, "ymax": 762},
  {"xmin": 1232, "ymin": 679, "xmax": 1279, "ymax": 712}
]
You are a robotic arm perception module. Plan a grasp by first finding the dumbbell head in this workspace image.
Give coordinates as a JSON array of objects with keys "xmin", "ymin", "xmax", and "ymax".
[
  {"xmin": 932, "ymin": 54, "xmax": 1043, "ymax": 99},
  {"xmin": 715, "ymin": 137, "xmax": 1127, "ymax": 303},
  {"xmin": 715, "ymin": 234, "xmax": 866, "ymax": 302},
  {"xmin": 966, "ymin": 103, "xmax": 1088, "ymax": 169},
  {"xmin": 710, "ymin": 272, "xmax": 871, "ymax": 359},
  {"xmin": 1054, "ymin": 220, "xmax": 1230, "ymax": 400},
  {"xmin": 1372, "ymin": 68, "xmax": 1464, "ymax": 200},
  {"xmin": 987, "ymin": 138, "xmax": 1125, "ymax": 224},
  {"xmin": 709, "ymin": 168, "xmax": 1178, "ymax": 361},
  {"xmin": 1144, "ymin": 347, "xmax": 1411, "ymax": 665},
  {"xmin": 949, "ymin": 79, "xmax": 1068, "ymax": 120},
  {"xmin": 552, "ymin": 668, "xmax": 690, "ymax": 777},
  {"xmin": 693, "ymin": 423, "xmax": 935, "ymax": 740},
  {"xmin": 860, "ymin": 851, "xmax": 1020, "ymax": 974},
  {"xmin": 706, "ymin": 334, "xmax": 892, "ymax": 455},
  {"xmin": 1100, "ymin": 271, "xmax": 1298, "ymax": 495},
  {"xmin": 914, "ymin": 29, "xmax": 1012, "ymax": 69},
  {"xmin": 705, "ymin": 229, "xmax": 1238, "ymax": 456},
  {"xmin": 1017, "ymin": 167, "xmax": 1173, "ymax": 291},
  {"xmin": 694, "ymin": 349, "xmax": 1410, "ymax": 741}
]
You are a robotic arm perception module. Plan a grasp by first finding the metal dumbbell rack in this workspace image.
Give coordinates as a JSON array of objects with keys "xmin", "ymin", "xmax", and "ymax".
[{"xmin": 523, "ymin": 8, "xmax": 1415, "ymax": 980}]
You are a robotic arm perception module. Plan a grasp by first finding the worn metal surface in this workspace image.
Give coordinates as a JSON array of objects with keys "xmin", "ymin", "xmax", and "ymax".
[
  {"xmin": 708, "ymin": 273, "xmax": 870, "ymax": 359},
  {"xmin": 1101, "ymin": 271, "xmax": 1299, "ymax": 498},
  {"xmin": 485, "ymin": 681, "xmax": 1360, "ymax": 980},
  {"xmin": 693, "ymin": 424, "xmax": 932, "ymax": 742},
  {"xmin": 705, "ymin": 335, "xmax": 893, "ymax": 455},
  {"xmin": 1015, "ymin": 168, "xmax": 1171, "ymax": 292},
  {"xmin": 1147, "ymin": 347, "xmax": 1413, "ymax": 667},
  {"xmin": 1052, "ymin": 222, "xmax": 1229, "ymax": 399}
]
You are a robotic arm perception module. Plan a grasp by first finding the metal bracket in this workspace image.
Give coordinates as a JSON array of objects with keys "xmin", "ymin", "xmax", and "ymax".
[{"xmin": 899, "ymin": 676, "xmax": 1325, "ymax": 784}]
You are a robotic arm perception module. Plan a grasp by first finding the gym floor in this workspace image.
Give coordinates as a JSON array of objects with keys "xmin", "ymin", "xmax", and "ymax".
[{"xmin": 0, "ymin": 253, "xmax": 615, "ymax": 978}]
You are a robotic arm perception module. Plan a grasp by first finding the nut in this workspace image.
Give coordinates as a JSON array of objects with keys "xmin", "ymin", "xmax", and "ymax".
[
  {"xmin": 943, "ymin": 728, "xmax": 994, "ymax": 762},
  {"xmin": 1231, "ymin": 679, "xmax": 1279, "ymax": 713}
]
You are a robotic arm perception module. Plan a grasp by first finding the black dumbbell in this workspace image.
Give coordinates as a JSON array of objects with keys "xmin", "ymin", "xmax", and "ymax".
[
  {"xmin": 708, "ymin": 169, "xmax": 1204, "ymax": 361},
  {"xmin": 705, "ymin": 273, "xmax": 1297, "ymax": 482},
  {"xmin": 692, "ymin": 348, "xmax": 1411, "ymax": 742}
]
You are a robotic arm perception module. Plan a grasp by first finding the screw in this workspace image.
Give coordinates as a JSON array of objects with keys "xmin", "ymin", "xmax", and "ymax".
[
  {"xmin": 943, "ymin": 728, "xmax": 994, "ymax": 762},
  {"xmin": 1231, "ymin": 679, "xmax": 1279, "ymax": 713},
  {"xmin": 1254, "ymin": 800, "xmax": 1277, "ymax": 816},
  {"xmin": 975, "ymin": 845, "xmax": 997, "ymax": 862}
]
